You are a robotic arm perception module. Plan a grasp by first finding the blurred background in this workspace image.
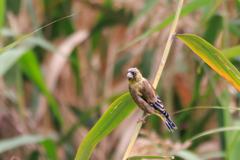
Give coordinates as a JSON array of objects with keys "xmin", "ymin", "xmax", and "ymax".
[{"xmin": 0, "ymin": 0, "xmax": 240, "ymax": 159}]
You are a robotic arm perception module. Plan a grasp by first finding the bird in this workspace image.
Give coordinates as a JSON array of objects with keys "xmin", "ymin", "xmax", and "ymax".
[{"xmin": 127, "ymin": 67, "xmax": 177, "ymax": 132}]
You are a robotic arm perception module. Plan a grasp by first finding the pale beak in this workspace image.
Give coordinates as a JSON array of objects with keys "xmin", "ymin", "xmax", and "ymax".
[{"xmin": 127, "ymin": 72, "xmax": 133, "ymax": 79}]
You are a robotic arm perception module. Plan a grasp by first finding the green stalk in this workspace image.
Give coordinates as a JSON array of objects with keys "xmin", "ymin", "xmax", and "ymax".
[
  {"xmin": 122, "ymin": 0, "xmax": 184, "ymax": 159},
  {"xmin": 226, "ymin": 131, "xmax": 240, "ymax": 158},
  {"xmin": 221, "ymin": 1, "xmax": 231, "ymax": 158}
]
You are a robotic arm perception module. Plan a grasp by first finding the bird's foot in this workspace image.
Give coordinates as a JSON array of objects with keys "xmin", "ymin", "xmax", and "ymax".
[
  {"xmin": 137, "ymin": 114, "xmax": 149, "ymax": 123},
  {"xmin": 137, "ymin": 118, "xmax": 146, "ymax": 123}
]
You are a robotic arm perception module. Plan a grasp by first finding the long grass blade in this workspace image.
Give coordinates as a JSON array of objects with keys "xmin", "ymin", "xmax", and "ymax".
[
  {"xmin": 189, "ymin": 127, "xmax": 240, "ymax": 141},
  {"xmin": 0, "ymin": 0, "xmax": 5, "ymax": 40},
  {"xmin": 171, "ymin": 106, "xmax": 240, "ymax": 115},
  {"xmin": 117, "ymin": 0, "xmax": 214, "ymax": 53},
  {"xmin": 0, "ymin": 14, "xmax": 75, "ymax": 56}
]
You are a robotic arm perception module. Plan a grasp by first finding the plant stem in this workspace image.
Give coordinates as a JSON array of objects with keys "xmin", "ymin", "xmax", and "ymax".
[{"xmin": 122, "ymin": 0, "xmax": 184, "ymax": 159}]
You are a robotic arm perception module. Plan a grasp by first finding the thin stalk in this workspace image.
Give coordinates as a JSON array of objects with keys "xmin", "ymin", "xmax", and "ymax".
[
  {"xmin": 222, "ymin": 1, "xmax": 231, "ymax": 158},
  {"xmin": 122, "ymin": 0, "xmax": 184, "ymax": 159},
  {"xmin": 226, "ymin": 131, "xmax": 240, "ymax": 158}
]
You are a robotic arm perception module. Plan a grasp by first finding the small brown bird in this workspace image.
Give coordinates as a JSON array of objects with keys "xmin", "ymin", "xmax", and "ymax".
[{"xmin": 127, "ymin": 68, "xmax": 177, "ymax": 132}]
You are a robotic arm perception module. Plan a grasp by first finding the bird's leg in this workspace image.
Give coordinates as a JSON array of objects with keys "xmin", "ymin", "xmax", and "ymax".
[{"xmin": 137, "ymin": 114, "xmax": 149, "ymax": 123}]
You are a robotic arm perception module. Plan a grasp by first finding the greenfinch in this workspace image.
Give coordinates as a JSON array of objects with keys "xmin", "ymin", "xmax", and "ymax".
[{"xmin": 127, "ymin": 68, "xmax": 177, "ymax": 132}]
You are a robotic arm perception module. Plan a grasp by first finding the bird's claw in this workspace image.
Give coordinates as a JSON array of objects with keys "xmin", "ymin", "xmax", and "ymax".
[{"xmin": 137, "ymin": 118, "xmax": 146, "ymax": 123}]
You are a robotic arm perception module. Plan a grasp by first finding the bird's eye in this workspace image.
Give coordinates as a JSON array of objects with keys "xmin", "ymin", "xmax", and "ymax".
[{"xmin": 132, "ymin": 72, "xmax": 136, "ymax": 76}]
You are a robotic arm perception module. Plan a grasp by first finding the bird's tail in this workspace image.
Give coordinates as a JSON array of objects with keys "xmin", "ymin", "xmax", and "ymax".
[
  {"xmin": 164, "ymin": 116, "xmax": 177, "ymax": 133},
  {"xmin": 156, "ymin": 113, "xmax": 177, "ymax": 132}
]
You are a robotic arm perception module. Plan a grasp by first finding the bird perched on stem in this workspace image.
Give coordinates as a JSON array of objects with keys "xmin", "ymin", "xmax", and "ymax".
[{"xmin": 127, "ymin": 68, "xmax": 177, "ymax": 132}]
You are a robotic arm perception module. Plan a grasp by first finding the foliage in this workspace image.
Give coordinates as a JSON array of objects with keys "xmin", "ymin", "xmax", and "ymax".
[{"xmin": 0, "ymin": 0, "xmax": 240, "ymax": 160}]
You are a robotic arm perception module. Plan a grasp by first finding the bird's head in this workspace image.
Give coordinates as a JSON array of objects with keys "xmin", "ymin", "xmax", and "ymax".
[{"xmin": 127, "ymin": 68, "xmax": 143, "ymax": 84}]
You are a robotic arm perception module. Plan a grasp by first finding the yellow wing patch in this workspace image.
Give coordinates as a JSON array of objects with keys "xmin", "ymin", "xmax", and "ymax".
[{"xmin": 155, "ymin": 113, "xmax": 166, "ymax": 122}]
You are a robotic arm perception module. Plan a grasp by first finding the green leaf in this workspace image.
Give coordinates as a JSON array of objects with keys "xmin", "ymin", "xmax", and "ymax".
[
  {"xmin": 0, "ymin": 0, "xmax": 5, "ymax": 40},
  {"xmin": 175, "ymin": 34, "xmax": 240, "ymax": 91},
  {"xmin": 222, "ymin": 45, "xmax": 240, "ymax": 59},
  {"xmin": 118, "ymin": 0, "xmax": 215, "ymax": 53},
  {"xmin": 172, "ymin": 106, "xmax": 240, "ymax": 115},
  {"xmin": 0, "ymin": 14, "xmax": 74, "ymax": 56},
  {"xmin": 127, "ymin": 156, "xmax": 174, "ymax": 160},
  {"xmin": 175, "ymin": 150, "xmax": 204, "ymax": 160},
  {"xmin": 18, "ymin": 51, "xmax": 63, "ymax": 126},
  {"xmin": 74, "ymin": 93, "xmax": 137, "ymax": 160},
  {"xmin": 41, "ymin": 140, "xmax": 57, "ymax": 160},
  {"xmin": 0, "ymin": 47, "xmax": 31, "ymax": 76},
  {"xmin": 0, "ymin": 135, "xmax": 55, "ymax": 154},
  {"xmin": 189, "ymin": 126, "xmax": 240, "ymax": 141},
  {"xmin": 228, "ymin": 122, "xmax": 240, "ymax": 160}
]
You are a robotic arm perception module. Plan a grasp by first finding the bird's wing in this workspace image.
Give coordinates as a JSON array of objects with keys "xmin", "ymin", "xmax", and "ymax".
[
  {"xmin": 139, "ymin": 79, "xmax": 177, "ymax": 131},
  {"xmin": 139, "ymin": 79, "xmax": 167, "ymax": 114}
]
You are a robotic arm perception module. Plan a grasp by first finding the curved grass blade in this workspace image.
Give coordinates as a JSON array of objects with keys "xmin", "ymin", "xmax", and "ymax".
[
  {"xmin": 171, "ymin": 106, "xmax": 240, "ymax": 115},
  {"xmin": 222, "ymin": 45, "xmax": 240, "ymax": 59},
  {"xmin": 189, "ymin": 127, "xmax": 240, "ymax": 141},
  {"xmin": 175, "ymin": 150, "xmax": 204, "ymax": 160},
  {"xmin": 118, "ymin": 0, "xmax": 214, "ymax": 53},
  {"xmin": 0, "ymin": 0, "xmax": 5, "ymax": 40},
  {"xmin": 0, "ymin": 14, "xmax": 74, "ymax": 56},
  {"xmin": 0, "ymin": 134, "xmax": 56, "ymax": 154},
  {"xmin": 74, "ymin": 93, "xmax": 137, "ymax": 160},
  {"xmin": 19, "ymin": 51, "xmax": 63, "ymax": 125},
  {"xmin": 0, "ymin": 47, "xmax": 30, "ymax": 76},
  {"xmin": 127, "ymin": 156, "xmax": 174, "ymax": 160},
  {"xmin": 176, "ymin": 34, "xmax": 240, "ymax": 91}
]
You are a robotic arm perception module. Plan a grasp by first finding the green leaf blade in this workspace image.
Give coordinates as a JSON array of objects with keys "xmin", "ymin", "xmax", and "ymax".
[
  {"xmin": 0, "ymin": 0, "xmax": 5, "ymax": 40},
  {"xmin": 19, "ymin": 51, "xmax": 63, "ymax": 126},
  {"xmin": 128, "ymin": 155, "xmax": 174, "ymax": 160},
  {"xmin": 176, "ymin": 34, "xmax": 240, "ymax": 91},
  {"xmin": 118, "ymin": 0, "xmax": 215, "ymax": 53},
  {"xmin": 0, "ymin": 135, "xmax": 52, "ymax": 154},
  {"xmin": 74, "ymin": 93, "xmax": 137, "ymax": 160}
]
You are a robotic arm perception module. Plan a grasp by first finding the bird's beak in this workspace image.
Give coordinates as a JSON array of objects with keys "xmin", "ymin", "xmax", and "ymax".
[{"xmin": 127, "ymin": 72, "xmax": 133, "ymax": 79}]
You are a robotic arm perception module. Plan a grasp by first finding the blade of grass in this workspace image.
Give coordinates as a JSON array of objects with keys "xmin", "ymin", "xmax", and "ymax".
[
  {"xmin": 0, "ymin": 14, "xmax": 75, "ymax": 56},
  {"xmin": 26, "ymin": 0, "xmax": 42, "ymax": 36},
  {"xmin": 171, "ymin": 106, "xmax": 240, "ymax": 115},
  {"xmin": 175, "ymin": 150, "xmax": 204, "ymax": 160},
  {"xmin": 41, "ymin": 140, "xmax": 57, "ymax": 160},
  {"xmin": 18, "ymin": 51, "xmax": 63, "ymax": 126},
  {"xmin": 0, "ymin": 47, "xmax": 31, "ymax": 76},
  {"xmin": 176, "ymin": 34, "xmax": 240, "ymax": 91},
  {"xmin": 222, "ymin": 45, "xmax": 240, "ymax": 59},
  {"xmin": 123, "ymin": 0, "xmax": 184, "ymax": 159},
  {"xmin": 0, "ymin": 0, "xmax": 5, "ymax": 41},
  {"xmin": 127, "ymin": 156, "xmax": 174, "ymax": 160},
  {"xmin": 74, "ymin": 93, "xmax": 137, "ymax": 160},
  {"xmin": 0, "ymin": 134, "xmax": 57, "ymax": 154},
  {"xmin": 189, "ymin": 127, "xmax": 240, "ymax": 141},
  {"xmin": 117, "ymin": 0, "xmax": 214, "ymax": 53}
]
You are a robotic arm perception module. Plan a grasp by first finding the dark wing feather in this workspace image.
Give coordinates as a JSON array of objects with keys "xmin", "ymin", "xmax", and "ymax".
[
  {"xmin": 139, "ymin": 79, "xmax": 177, "ymax": 131},
  {"xmin": 139, "ymin": 79, "xmax": 168, "ymax": 116},
  {"xmin": 150, "ymin": 96, "xmax": 169, "ymax": 118}
]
